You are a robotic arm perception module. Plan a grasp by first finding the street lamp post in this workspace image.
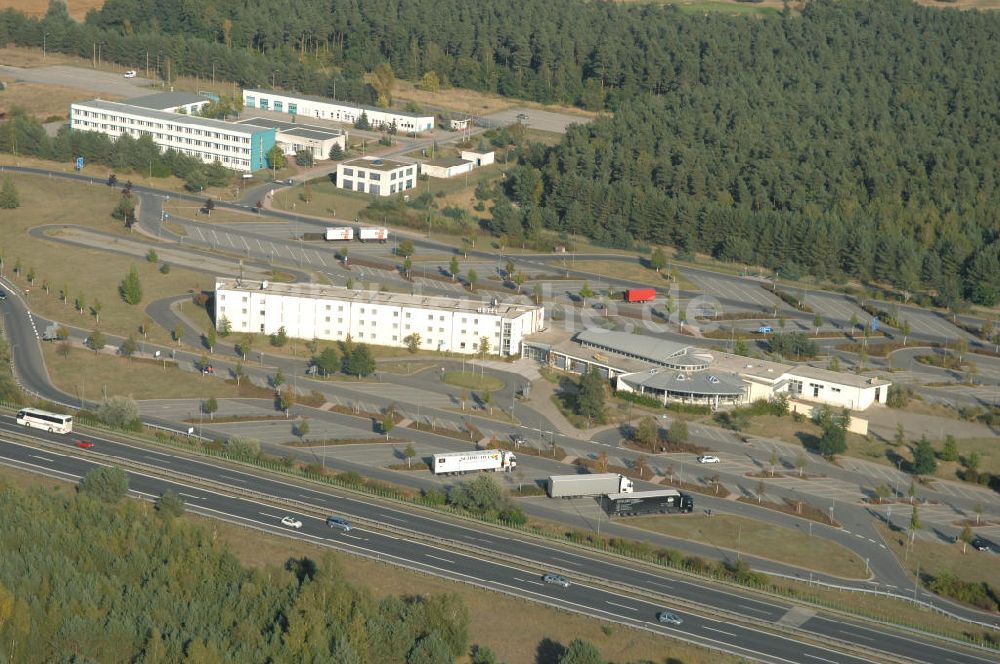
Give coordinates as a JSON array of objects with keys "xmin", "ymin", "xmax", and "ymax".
[{"xmin": 43, "ymin": 32, "xmax": 50, "ymax": 61}]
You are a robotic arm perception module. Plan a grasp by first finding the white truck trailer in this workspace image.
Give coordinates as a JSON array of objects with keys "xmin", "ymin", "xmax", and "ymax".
[
  {"xmin": 325, "ymin": 227, "xmax": 354, "ymax": 241},
  {"xmin": 547, "ymin": 473, "xmax": 634, "ymax": 498},
  {"xmin": 432, "ymin": 450, "xmax": 517, "ymax": 475},
  {"xmin": 357, "ymin": 226, "xmax": 389, "ymax": 243}
]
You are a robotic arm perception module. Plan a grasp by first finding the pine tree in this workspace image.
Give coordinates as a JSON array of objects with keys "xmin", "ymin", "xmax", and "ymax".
[
  {"xmin": 0, "ymin": 176, "xmax": 19, "ymax": 209},
  {"xmin": 119, "ymin": 265, "xmax": 143, "ymax": 304}
]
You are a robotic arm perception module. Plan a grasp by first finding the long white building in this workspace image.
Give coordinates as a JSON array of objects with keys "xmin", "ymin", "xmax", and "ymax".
[
  {"xmin": 243, "ymin": 89, "xmax": 435, "ymax": 133},
  {"xmin": 70, "ymin": 99, "xmax": 276, "ymax": 172},
  {"xmin": 215, "ymin": 278, "xmax": 545, "ymax": 356}
]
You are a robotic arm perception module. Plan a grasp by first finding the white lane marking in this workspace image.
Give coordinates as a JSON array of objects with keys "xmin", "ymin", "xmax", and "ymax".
[
  {"xmin": 606, "ymin": 601, "xmax": 637, "ymax": 612},
  {"xmin": 301, "ymin": 494, "xmax": 323, "ymax": 501},
  {"xmin": 426, "ymin": 554, "xmax": 454, "ymax": 564},
  {"xmin": 178, "ymin": 492, "xmax": 205, "ymax": 500},
  {"xmin": 551, "ymin": 556, "xmax": 581, "ymax": 566},
  {"xmin": 802, "ymin": 653, "xmax": 840, "ymax": 664},
  {"xmin": 701, "ymin": 626, "xmax": 737, "ymax": 637},
  {"xmin": 220, "ymin": 475, "xmax": 246, "ymax": 483},
  {"xmin": 341, "ymin": 533, "xmax": 365, "ymax": 540},
  {"xmin": 649, "ymin": 582, "xmax": 674, "ymax": 590},
  {"xmin": 841, "ymin": 631, "xmax": 873, "ymax": 641},
  {"xmin": 737, "ymin": 604, "xmax": 772, "ymax": 615},
  {"xmin": 513, "ymin": 577, "xmax": 545, "ymax": 587},
  {"xmin": 31, "ymin": 455, "xmax": 53, "ymax": 462},
  {"xmin": 145, "ymin": 455, "xmax": 168, "ymax": 462}
]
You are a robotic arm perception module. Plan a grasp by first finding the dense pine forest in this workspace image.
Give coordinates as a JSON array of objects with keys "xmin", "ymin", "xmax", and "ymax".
[
  {"xmin": 1, "ymin": 0, "xmax": 999, "ymax": 302},
  {"xmin": 0, "ymin": 479, "xmax": 483, "ymax": 663}
]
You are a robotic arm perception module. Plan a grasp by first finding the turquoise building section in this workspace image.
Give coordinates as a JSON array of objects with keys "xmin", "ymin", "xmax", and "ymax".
[{"xmin": 249, "ymin": 127, "xmax": 276, "ymax": 172}]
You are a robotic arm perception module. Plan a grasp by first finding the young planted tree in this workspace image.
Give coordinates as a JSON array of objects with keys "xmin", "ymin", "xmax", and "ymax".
[
  {"xmin": 270, "ymin": 325, "xmax": 288, "ymax": 347},
  {"xmin": 634, "ymin": 416, "xmax": 658, "ymax": 450},
  {"xmin": 578, "ymin": 281, "xmax": 594, "ymax": 307},
  {"xmin": 650, "ymin": 246, "xmax": 667, "ymax": 273},
  {"xmin": 668, "ymin": 419, "xmax": 689, "ymax": 445},
  {"xmin": 449, "ymin": 256, "xmax": 460, "ymax": 280},
  {"xmin": 404, "ymin": 333, "xmax": 421, "ymax": 353},
  {"xmin": 403, "ymin": 442, "xmax": 416, "ymax": 468},
  {"xmin": 202, "ymin": 397, "xmax": 219, "ymax": 420},
  {"xmin": 466, "ymin": 269, "xmax": 478, "ymax": 292},
  {"xmin": 119, "ymin": 265, "xmax": 143, "ymax": 304},
  {"xmin": 0, "ymin": 175, "xmax": 20, "ymax": 209},
  {"xmin": 86, "ymin": 330, "xmax": 106, "ymax": 353}
]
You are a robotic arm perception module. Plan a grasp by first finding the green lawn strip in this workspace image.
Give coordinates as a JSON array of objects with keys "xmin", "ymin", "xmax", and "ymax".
[
  {"xmin": 441, "ymin": 370, "xmax": 504, "ymax": 391},
  {"xmin": 623, "ymin": 513, "xmax": 868, "ymax": 579},
  {"xmin": 41, "ymin": 344, "xmax": 274, "ymax": 401}
]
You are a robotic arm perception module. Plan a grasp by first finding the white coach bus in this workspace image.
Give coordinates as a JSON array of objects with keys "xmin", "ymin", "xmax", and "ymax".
[{"xmin": 16, "ymin": 407, "xmax": 73, "ymax": 434}]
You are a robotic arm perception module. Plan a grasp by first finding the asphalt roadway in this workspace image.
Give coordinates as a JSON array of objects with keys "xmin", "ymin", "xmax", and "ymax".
[{"xmin": 0, "ymin": 424, "xmax": 995, "ymax": 664}]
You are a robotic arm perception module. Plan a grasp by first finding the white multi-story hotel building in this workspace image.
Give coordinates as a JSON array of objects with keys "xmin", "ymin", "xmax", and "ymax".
[
  {"xmin": 70, "ymin": 99, "xmax": 276, "ymax": 172},
  {"xmin": 243, "ymin": 89, "xmax": 435, "ymax": 133},
  {"xmin": 215, "ymin": 278, "xmax": 546, "ymax": 356},
  {"xmin": 336, "ymin": 157, "xmax": 417, "ymax": 197}
]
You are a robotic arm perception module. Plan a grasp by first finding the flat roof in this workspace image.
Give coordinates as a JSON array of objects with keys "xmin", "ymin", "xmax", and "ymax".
[
  {"xmin": 243, "ymin": 88, "xmax": 434, "ymax": 120},
  {"xmin": 125, "ymin": 91, "xmax": 209, "ymax": 110},
  {"xmin": 703, "ymin": 351, "xmax": 792, "ymax": 382},
  {"xmin": 237, "ymin": 116, "xmax": 345, "ymax": 140},
  {"xmin": 425, "ymin": 157, "xmax": 470, "ymax": 168},
  {"xmin": 789, "ymin": 365, "xmax": 891, "ymax": 388},
  {"xmin": 342, "ymin": 157, "xmax": 413, "ymax": 172},
  {"xmin": 74, "ymin": 100, "xmax": 272, "ymax": 135},
  {"xmin": 216, "ymin": 278, "xmax": 540, "ymax": 318},
  {"xmin": 575, "ymin": 329, "xmax": 691, "ymax": 363},
  {"xmin": 620, "ymin": 368, "xmax": 745, "ymax": 396}
]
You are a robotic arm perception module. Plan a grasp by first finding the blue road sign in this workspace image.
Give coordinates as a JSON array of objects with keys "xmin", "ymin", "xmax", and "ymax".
[
  {"xmin": 871, "ymin": 318, "xmax": 879, "ymax": 331},
  {"xmin": 75, "ymin": 157, "xmax": 84, "ymax": 170}
]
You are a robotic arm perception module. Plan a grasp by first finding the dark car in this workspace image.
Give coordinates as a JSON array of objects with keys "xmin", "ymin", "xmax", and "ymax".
[
  {"xmin": 0, "ymin": 290, "xmax": 7, "ymax": 301},
  {"xmin": 326, "ymin": 516, "xmax": 352, "ymax": 532},
  {"xmin": 657, "ymin": 611, "xmax": 683, "ymax": 626},
  {"xmin": 75, "ymin": 439, "xmax": 94, "ymax": 449},
  {"xmin": 971, "ymin": 537, "xmax": 991, "ymax": 552}
]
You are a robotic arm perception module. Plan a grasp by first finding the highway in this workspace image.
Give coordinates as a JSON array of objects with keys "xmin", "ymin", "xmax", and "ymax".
[{"xmin": 0, "ymin": 425, "xmax": 995, "ymax": 664}]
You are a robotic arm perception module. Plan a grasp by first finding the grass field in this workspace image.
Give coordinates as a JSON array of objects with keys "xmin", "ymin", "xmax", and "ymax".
[
  {"xmin": 0, "ymin": 464, "xmax": 735, "ymax": 664},
  {"xmin": 41, "ymin": 344, "xmax": 271, "ymax": 401},
  {"xmin": 0, "ymin": 78, "xmax": 124, "ymax": 120},
  {"xmin": 876, "ymin": 522, "xmax": 1000, "ymax": 591},
  {"xmin": 0, "ymin": 174, "xmax": 219, "ymax": 346},
  {"xmin": 1, "ymin": 1, "xmax": 104, "ymax": 20},
  {"xmin": 626, "ymin": 513, "xmax": 868, "ymax": 578}
]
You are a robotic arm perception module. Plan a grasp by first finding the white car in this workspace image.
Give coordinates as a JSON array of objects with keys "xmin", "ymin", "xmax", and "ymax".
[
  {"xmin": 697, "ymin": 455, "xmax": 721, "ymax": 464},
  {"xmin": 280, "ymin": 516, "xmax": 302, "ymax": 529},
  {"xmin": 124, "ymin": 70, "xmax": 137, "ymax": 79}
]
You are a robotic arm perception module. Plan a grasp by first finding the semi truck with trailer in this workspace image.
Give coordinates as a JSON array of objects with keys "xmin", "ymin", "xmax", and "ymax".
[
  {"xmin": 358, "ymin": 226, "xmax": 389, "ymax": 243},
  {"xmin": 602, "ymin": 489, "xmax": 694, "ymax": 516},
  {"xmin": 547, "ymin": 473, "xmax": 634, "ymax": 498},
  {"xmin": 624, "ymin": 288, "xmax": 656, "ymax": 303},
  {"xmin": 432, "ymin": 450, "xmax": 517, "ymax": 475},
  {"xmin": 325, "ymin": 227, "xmax": 354, "ymax": 241}
]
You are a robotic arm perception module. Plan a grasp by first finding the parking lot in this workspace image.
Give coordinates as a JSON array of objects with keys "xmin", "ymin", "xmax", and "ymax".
[
  {"xmin": 686, "ymin": 273, "xmax": 782, "ymax": 312},
  {"xmin": 483, "ymin": 107, "xmax": 592, "ymax": 134}
]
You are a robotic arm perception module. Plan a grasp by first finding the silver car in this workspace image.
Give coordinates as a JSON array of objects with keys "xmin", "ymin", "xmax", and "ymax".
[
  {"xmin": 542, "ymin": 573, "xmax": 570, "ymax": 588},
  {"xmin": 657, "ymin": 611, "xmax": 683, "ymax": 625}
]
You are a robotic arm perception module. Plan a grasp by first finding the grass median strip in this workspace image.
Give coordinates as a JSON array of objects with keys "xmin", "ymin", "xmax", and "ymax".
[{"xmin": 623, "ymin": 513, "xmax": 868, "ymax": 579}]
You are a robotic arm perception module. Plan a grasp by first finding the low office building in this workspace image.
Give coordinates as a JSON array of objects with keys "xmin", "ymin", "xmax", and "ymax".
[
  {"xmin": 461, "ymin": 149, "xmax": 494, "ymax": 167},
  {"xmin": 70, "ymin": 99, "xmax": 275, "ymax": 172},
  {"xmin": 235, "ymin": 116, "xmax": 346, "ymax": 161},
  {"xmin": 243, "ymin": 89, "xmax": 435, "ymax": 133},
  {"xmin": 421, "ymin": 156, "xmax": 473, "ymax": 179},
  {"xmin": 523, "ymin": 329, "xmax": 890, "ymax": 411},
  {"xmin": 214, "ymin": 278, "xmax": 545, "ymax": 356},
  {"xmin": 336, "ymin": 157, "xmax": 417, "ymax": 197}
]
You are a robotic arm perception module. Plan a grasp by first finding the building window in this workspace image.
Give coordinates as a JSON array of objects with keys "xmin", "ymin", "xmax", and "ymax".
[
  {"xmin": 370, "ymin": 185, "xmax": 380, "ymax": 195},
  {"xmin": 288, "ymin": 103, "xmax": 297, "ymax": 114},
  {"xmin": 392, "ymin": 335, "xmax": 397, "ymax": 341},
  {"xmin": 343, "ymin": 180, "xmax": 353, "ymax": 190},
  {"xmin": 370, "ymin": 173, "xmax": 381, "ymax": 181},
  {"xmin": 260, "ymin": 99, "xmax": 269, "ymax": 110},
  {"xmin": 344, "ymin": 167, "xmax": 354, "ymax": 176},
  {"xmin": 393, "ymin": 311, "xmax": 399, "ymax": 317},
  {"xmin": 460, "ymin": 342, "xmax": 466, "ymax": 349}
]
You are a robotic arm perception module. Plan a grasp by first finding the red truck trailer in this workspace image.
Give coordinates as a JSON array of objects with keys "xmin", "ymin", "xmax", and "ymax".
[{"xmin": 624, "ymin": 288, "xmax": 656, "ymax": 303}]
